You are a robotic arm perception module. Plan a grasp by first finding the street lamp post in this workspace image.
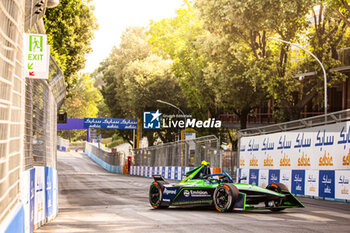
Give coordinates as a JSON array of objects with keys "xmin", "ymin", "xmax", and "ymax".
[
  {"xmin": 268, "ymin": 37, "xmax": 328, "ymax": 118},
  {"xmin": 156, "ymin": 100, "xmax": 188, "ymax": 166},
  {"xmin": 156, "ymin": 100, "xmax": 187, "ymax": 140}
]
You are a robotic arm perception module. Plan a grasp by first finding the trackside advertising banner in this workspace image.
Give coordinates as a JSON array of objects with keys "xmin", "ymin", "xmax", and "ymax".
[
  {"xmin": 3, "ymin": 166, "xmax": 58, "ymax": 233},
  {"xmin": 239, "ymin": 121, "xmax": 350, "ymax": 201},
  {"xmin": 240, "ymin": 121, "xmax": 350, "ymax": 170}
]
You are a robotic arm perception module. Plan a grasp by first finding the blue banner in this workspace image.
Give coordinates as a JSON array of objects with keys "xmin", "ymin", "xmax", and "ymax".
[
  {"xmin": 319, "ymin": 170, "xmax": 335, "ymax": 199},
  {"xmin": 292, "ymin": 170, "xmax": 305, "ymax": 195},
  {"xmin": 83, "ymin": 118, "xmax": 137, "ymax": 129},
  {"xmin": 29, "ymin": 169, "xmax": 35, "ymax": 233},
  {"xmin": 45, "ymin": 167, "xmax": 53, "ymax": 219},
  {"xmin": 181, "ymin": 167, "xmax": 186, "ymax": 180},
  {"xmin": 268, "ymin": 169, "xmax": 280, "ymax": 185},
  {"xmin": 167, "ymin": 167, "xmax": 172, "ymax": 179},
  {"xmin": 175, "ymin": 167, "xmax": 179, "ymax": 180},
  {"xmin": 249, "ymin": 169, "xmax": 259, "ymax": 186}
]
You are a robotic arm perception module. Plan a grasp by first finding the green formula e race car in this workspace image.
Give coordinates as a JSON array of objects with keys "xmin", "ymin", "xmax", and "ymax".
[{"xmin": 149, "ymin": 161, "xmax": 304, "ymax": 212}]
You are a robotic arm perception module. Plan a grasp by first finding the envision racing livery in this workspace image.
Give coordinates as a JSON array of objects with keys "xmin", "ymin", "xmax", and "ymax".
[{"xmin": 149, "ymin": 161, "xmax": 304, "ymax": 212}]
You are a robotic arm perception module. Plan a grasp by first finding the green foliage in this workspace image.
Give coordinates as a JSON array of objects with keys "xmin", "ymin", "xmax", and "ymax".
[
  {"xmin": 58, "ymin": 73, "xmax": 102, "ymax": 141},
  {"xmin": 95, "ymin": 27, "xmax": 184, "ymax": 145},
  {"xmin": 44, "ymin": 0, "xmax": 98, "ymax": 92},
  {"xmin": 194, "ymin": 0, "xmax": 314, "ymax": 127},
  {"xmin": 148, "ymin": 4, "xmax": 216, "ymax": 121}
]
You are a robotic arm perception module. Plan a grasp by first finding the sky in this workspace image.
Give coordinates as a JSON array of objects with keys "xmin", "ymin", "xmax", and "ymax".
[{"xmin": 82, "ymin": 0, "xmax": 184, "ymax": 73}]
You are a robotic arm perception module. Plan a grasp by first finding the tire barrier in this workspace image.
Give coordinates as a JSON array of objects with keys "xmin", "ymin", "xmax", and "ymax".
[
  {"xmin": 0, "ymin": 167, "xmax": 58, "ymax": 233},
  {"xmin": 237, "ymin": 168, "xmax": 349, "ymax": 202},
  {"xmin": 130, "ymin": 166, "xmax": 221, "ymax": 181}
]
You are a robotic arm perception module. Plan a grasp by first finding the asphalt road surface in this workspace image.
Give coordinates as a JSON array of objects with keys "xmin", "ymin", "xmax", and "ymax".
[{"xmin": 36, "ymin": 151, "xmax": 350, "ymax": 233}]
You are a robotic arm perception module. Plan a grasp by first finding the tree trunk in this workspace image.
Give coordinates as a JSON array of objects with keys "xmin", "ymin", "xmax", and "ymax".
[{"xmin": 240, "ymin": 108, "xmax": 250, "ymax": 129}]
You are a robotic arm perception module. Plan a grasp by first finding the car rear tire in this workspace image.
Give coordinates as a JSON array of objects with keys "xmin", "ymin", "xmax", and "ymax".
[
  {"xmin": 213, "ymin": 183, "xmax": 239, "ymax": 212},
  {"xmin": 265, "ymin": 183, "xmax": 288, "ymax": 211},
  {"xmin": 149, "ymin": 181, "xmax": 168, "ymax": 209}
]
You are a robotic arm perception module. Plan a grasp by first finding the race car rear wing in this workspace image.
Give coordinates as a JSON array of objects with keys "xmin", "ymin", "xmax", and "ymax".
[{"xmin": 152, "ymin": 175, "xmax": 169, "ymax": 184}]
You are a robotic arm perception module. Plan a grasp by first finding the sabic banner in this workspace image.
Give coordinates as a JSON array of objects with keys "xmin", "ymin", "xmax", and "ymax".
[{"xmin": 240, "ymin": 121, "xmax": 350, "ymax": 170}]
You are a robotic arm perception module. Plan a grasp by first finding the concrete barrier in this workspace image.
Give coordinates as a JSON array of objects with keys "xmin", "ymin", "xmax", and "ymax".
[
  {"xmin": 0, "ymin": 167, "xmax": 58, "ymax": 233},
  {"xmin": 57, "ymin": 137, "xmax": 69, "ymax": 152},
  {"xmin": 85, "ymin": 143, "xmax": 124, "ymax": 173}
]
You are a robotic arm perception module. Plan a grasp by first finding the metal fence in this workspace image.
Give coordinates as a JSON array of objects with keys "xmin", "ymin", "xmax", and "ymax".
[
  {"xmin": 237, "ymin": 109, "xmax": 350, "ymax": 137},
  {"xmin": 133, "ymin": 135, "xmax": 221, "ymax": 168},
  {"xmin": 221, "ymin": 150, "xmax": 239, "ymax": 179},
  {"xmin": 23, "ymin": 57, "xmax": 64, "ymax": 170},
  {"xmin": 0, "ymin": 0, "xmax": 65, "ymax": 224},
  {"xmin": 0, "ymin": 0, "xmax": 25, "ymax": 223}
]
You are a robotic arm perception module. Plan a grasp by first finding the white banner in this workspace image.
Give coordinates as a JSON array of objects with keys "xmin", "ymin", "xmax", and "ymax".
[
  {"xmin": 20, "ymin": 170, "xmax": 30, "ymax": 233},
  {"xmin": 305, "ymin": 170, "xmax": 319, "ymax": 197},
  {"xmin": 280, "ymin": 169, "xmax": 292, "ymax": 190},
  {"xmin": 335, "ymin": 170, "xmax": 350, "ymax": 200},
  {"xmin": 240, "ymin": 168, "xmax": 249, "ymax": 184},
  {"xmin": 34, "ymin": 166, "xmax": 45, "ymax": 228},
  {"xmin": 258, "ymin": 169, "xmax": 268, "ymax": 187},
  {"xmin": 240, "ymin": 121, "xmax": 350, "ymax": 170}
]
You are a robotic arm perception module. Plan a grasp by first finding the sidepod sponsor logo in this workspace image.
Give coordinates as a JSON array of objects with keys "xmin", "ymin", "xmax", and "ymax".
[
  {"xmin": 183, "ymin": 189, "xmax": 210, "ymax": 198},
  {"xmin": 183, "ymin": 190, "xmax": 190, "ymax": 197},
  {"xmin": 163, "ymin": 188, "xmax": 176, "ymax": 195}
]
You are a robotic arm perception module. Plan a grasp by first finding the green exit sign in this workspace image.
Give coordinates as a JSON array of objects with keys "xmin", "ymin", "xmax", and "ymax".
[{"xmin": 24, "ymin": 33, "xmax": 50, "ymax": 79}]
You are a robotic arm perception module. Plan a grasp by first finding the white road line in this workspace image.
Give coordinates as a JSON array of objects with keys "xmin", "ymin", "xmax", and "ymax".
[
  {"xmin": 312, "ymin": 210, "xmax": 350, "ymax": 219},
  {"xmin": 285, "ymin": 213, "xmax": 334, "ymax": 222}
]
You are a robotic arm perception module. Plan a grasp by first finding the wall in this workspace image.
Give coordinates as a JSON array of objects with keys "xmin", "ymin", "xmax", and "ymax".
[
  {"xmin": 57, "ymin": 137, "xmax": 69, "ymax": 152},
  {"xmin": 239, "ymin": 121, "xmax": 350, "ymax": 201},
  {"xmin": 0, "ymin": 167, "xmax": 58, "ymax": 233},
  {"xmin": 85, "ymin": 143, "xmax": 124, "ymax": 173}
]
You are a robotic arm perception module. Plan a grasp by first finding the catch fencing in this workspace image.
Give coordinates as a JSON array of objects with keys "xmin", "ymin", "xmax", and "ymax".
[
  {"xmin": 221, "ymin": 150, "xmax": 239, "ymax": 179},
  {"xmin": 133, "ymin": 135, "xmax": 221, "ymax": 168},
  {"xmin": 0, "ymin": 0, "xmax": 65, "ymax": 231},
  {"xmin": 0, "ymin": 0, "xmax": 26, "ymax": 225}
]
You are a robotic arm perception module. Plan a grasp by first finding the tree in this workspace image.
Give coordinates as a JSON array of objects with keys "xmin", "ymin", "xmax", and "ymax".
[
  {"xmin": 326, "ymin": 0, "xmax": 350, "ymax": 27},
  {"xmin": 148, "ymin": 4, "xmax": 217, "ymax": 122},
  {"xmin": 96, "ymin": 27, "xmax": 185, "ymax": 145},
  {"xmin": 59, "ymin": 73, "xmax": 103, "ymax": 141},
  {"xmin": 96, "ymin": 27, "xmax": 151, "ymax": 145},
  {"xmin": 44, "ymin": 0, "xmax": 98, "ymax": 92},
  {"xmin": 194, "ymin": 0, "xmax": 314, "ymax": 127}
]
